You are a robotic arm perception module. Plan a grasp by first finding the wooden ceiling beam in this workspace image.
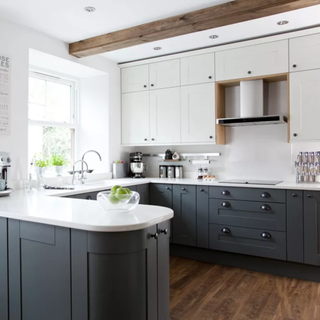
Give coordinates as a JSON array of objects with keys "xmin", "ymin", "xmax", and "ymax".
[{"xmin": 69, "ymin": 0, "xmax": 320, "ymax": 58}]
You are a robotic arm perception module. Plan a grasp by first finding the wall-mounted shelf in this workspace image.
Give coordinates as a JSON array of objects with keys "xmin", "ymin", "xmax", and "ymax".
[{"xmin": 143, "ymin": 153, "xmax": 221, "ymax": 162}]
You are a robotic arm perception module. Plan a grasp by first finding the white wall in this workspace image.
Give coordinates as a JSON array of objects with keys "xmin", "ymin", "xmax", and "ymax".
[{"xmin": 0, "ymin": 17, "xmax": 123, "ymax": 187}]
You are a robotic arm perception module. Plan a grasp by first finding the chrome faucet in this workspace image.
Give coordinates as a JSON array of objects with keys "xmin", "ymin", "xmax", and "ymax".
[
  {"xmin": 72, "ymin": 160, "xmax": 88, "ymax": 185},
  {"xmin": 81, "ymin": 150, "xmax": 102, "ymax": 183}
]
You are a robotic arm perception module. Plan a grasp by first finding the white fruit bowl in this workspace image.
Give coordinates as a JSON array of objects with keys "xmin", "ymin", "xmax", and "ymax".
[{"xmin": 97, "ymin": 190, "xmax": 140, "ymax": 213}]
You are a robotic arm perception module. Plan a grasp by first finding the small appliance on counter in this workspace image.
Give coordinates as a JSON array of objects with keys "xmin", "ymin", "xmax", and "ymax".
[
  {"xmin": 130, "ymin": 152, "xmax": 147, "ymax": 178},
  {"xmin": 295, "ymin": 151, "xmax": 320, "ymax": 183},
  {"xmin": 0, "ymin": 152, "xmax": 13, "ymax": 197},
  {"xmin": 112, "ymin": 161, "xmax": 129, "ymax": 179}
]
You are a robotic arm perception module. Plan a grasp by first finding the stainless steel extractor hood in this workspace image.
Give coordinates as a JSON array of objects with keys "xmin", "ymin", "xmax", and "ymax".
[{"xmin": 217, "ymin": 79, "xmax": 287, "ymax": 127}]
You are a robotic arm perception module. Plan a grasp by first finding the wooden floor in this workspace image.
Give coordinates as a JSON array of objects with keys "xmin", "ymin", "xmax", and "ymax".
[{"xmin": 170, "ymin": 257, "xmax": 320, "ymax": 320}]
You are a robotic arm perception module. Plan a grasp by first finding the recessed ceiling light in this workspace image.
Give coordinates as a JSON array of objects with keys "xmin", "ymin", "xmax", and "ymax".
[
  {"xmin": 277, "ymin": 20, "xmax": 289, "ymax": 25},
  {"xmin": 153, "ymin": 47, "xmax": 162, "ymax": 51},
  {"xmin": 84, "ymin": 6, "xmax": 96, "ymax": 13},
  {"xmin": 209, "ymin": 35, "xmax": 219, "ymax": 39}
]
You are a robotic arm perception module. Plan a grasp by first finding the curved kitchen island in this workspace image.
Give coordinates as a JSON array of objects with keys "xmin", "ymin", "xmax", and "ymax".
[{"xmin": 0, "ymin": 192, "xmax": 173, "ymax": 320}]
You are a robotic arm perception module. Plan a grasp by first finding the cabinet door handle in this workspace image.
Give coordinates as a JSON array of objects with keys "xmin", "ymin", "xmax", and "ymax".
[
  {"xmin": 221, "ymin": 190, "xmax": 230, "ymax": 195},
  {"xmin": 292, "ymin": 193, "xmax": 298, "ymax": 198},
  {"xmin": 293, "ymin": 133, "xmax": 298, "ymax": 137},
  {"xmin": 150, "ymin": 232, "xmax": 159, "ymax": 240},
  {"xmin": 165, "ymin": 187, "xmax": 170, "ymax": 190},
  {"xmin": 151, "ymin": 84, "xmax": 154, "ymax": 87},
  {"xmin": 160, "ymin": 229, "xmax": 168, "ymax": 235},
  {"xmin": 293, "ymin": 64, "xmax": 297, "ymax": 68},
  {"xmin": 221, "ymin": 227, "xmax": 231, "ymax": 234},
  {"xmin": 221, "ymin": 202, "xmax": 231, "ymax": 208},
  {"xmin": 261, "ymin": 192, "xmax": 270, "ymax": 198},
  {"xmin": 182, "ymin": 187, "xmax": 186, "ymax": 191},
  {"xmin": 248, "ymin": 71, "xmax": 252, "ymax": 74},
  {"xmin": 143, "ymin": 85, "xmax": 147, "ymax": 88},
  {"xmin": 209, "ymin": 136, "xmax": 213, "ymax": 139},
  {"xmin": 200, "ymin": 189, "xmax": 205, "ymax": 192},
  {"xmin": 261, "ymin": 232, "xmax": 272, "ymax": 239},
  {"xmin": 261, "ymin": 204, "xmax": 271, "ymax": 211},
  {"xmin": 208, "ymin": 76, "xmax": 212, "ymax": 79},
  {"xmin": 151, "ymin": 138, "xmax": 155, "ymax": 141},
  {"xmin": 307, "ymin": 194, "xmax": 313, "ymax": 198},
  {"xmin": 144, "ymin": 138, "xmax": 148, "ymax": 141},
  {"xmin": 86, "ymin": 195, "xmax": 93, "ymax": 200}
]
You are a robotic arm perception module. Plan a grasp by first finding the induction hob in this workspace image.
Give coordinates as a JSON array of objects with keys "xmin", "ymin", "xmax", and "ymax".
[{"xmin": 218, "ymin": 179, "xmax": 282, "ymax": 185}]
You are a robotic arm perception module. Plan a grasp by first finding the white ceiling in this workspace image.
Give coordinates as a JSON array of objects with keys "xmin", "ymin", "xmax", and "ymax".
[{"xmin": 1, "ymin": 0, "xmax": 320, "ymax": 63}]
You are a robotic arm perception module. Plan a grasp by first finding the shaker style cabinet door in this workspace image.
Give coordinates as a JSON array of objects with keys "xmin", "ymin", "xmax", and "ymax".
[
  {"xmin": 149, "ymin": 59, "xmax": 180, "ymax": 90},
  {"xmin": 290, "ymin": 70, "xmax": 320, "ymax": 141},
  {"xmin": 0, "ymin": 218, "xmax": 8, "ymax": 320},
  {"xmin": 215, "ymin": 40, "xmax": 288, "ymax": 81},
  {"xmin": 121, "ymin": 65, "xmax": 149, "ymax": 93},
  {"xmin": 290, "ymin": 33, "xmax": 320, "ymax": 72},
  {"xmin": 150, "ymin": 88, "xmax": 180, "ymax": 144},
  {"xmin": 181, "ymin": 53, "xmax": 215, "ymax": 85},
  {"xmin": 181, "ymin": 83, "xmax": 215, "ymax": 143},
  {"xmin": 122, "ymin": 92, "xmax": 150, "ymax": 145}
]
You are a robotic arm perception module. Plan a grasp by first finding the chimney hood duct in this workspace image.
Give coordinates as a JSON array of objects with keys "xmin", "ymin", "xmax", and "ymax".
[{"xmin": 217, "ymin": 79, "xmax": 287, "ymax": 127}]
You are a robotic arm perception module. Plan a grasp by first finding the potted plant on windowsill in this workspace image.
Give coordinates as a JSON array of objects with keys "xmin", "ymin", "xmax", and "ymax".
[
  {"xmin": 34, "ymin": 153, "xmax": 50, "ymax": 177},
  {"xmin": 50, "ymin": 154, "xmax": 67, "ymax": 176}
]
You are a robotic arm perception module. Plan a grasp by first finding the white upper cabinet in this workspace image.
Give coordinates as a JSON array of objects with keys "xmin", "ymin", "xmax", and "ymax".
[
  {"xmin": 290, "ymin": 69, "xmax": 320, "ymax": 141},
  {"xmin": 149, "ymin": 59, "xmax": 180, "ymax": 90},
  {"xmin": 215, "ymin": 40, "xmax": 289, "ymax": 81},
  {"xmin": 122, "ymin": 92, "xmax": 150, "ymax": 144},
  {"xmin": 181, "ymin": 53, "xmax": 215, "ymax": 86},
  {"xmin": 150, "ymin": 88, "xmax": 181, "ymax": 144},
  {"xmin": 290, "ymin": 33, "xmax": 320, "ymax": 72},
  {"xmin": 121, "ymin": 65, "xmax": 149, "ymax": 93},
  {"xmin": 181, "ymin": 83, "xmax": 216, "ymax": 143}
]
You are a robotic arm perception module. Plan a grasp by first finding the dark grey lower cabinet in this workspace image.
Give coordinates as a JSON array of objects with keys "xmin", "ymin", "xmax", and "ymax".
[
  {"xmin": 0, "ymin": 217, "xmax": 8, "ymax": 320},
  {"xmin": 147, "ymin": 220, "xmax": 170, "ymax": 320},
  {"xmin": 137, "ymin": 184, "xmax": 150, "ymax": 205},
  {"xmin": 8, "ymin": 220, "xmax": 71, "ymax": 320},
  {"xmin": 304, "ymin": 191, "xmax": 320, "ymax": 266},
  {"xmin": 197, "ymin": 186, "xmax": 209, "ymax": 248},
  {"xmin": 172, "ymin": 185, "xmax": 196, "ymax": 246},
  {"xmin": 150, "ymin": 184, "xmax": 173, "ymax": 209},
  {"xmin": 67, "ymin": 191, "xmax": 102, "ymax": 200},
  {"xmin": 287, "ymin": 190, "xmax": 304, "ymax": 263}
]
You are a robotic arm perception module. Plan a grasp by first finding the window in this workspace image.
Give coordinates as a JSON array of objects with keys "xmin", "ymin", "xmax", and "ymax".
[{"xmin": 28, "ymin": 71, "xmax": 78, "ymax": 166}]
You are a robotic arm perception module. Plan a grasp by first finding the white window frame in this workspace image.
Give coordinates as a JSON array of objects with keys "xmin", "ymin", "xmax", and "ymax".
[{"xmin": 28, "ymin": 70, "xmax": 79, "ymax": 163}]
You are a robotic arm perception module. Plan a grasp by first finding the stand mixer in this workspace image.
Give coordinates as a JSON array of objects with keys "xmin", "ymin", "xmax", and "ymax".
[{"xmin": 130, "ymin": 152, "xmax": 147, "ymax": 178}]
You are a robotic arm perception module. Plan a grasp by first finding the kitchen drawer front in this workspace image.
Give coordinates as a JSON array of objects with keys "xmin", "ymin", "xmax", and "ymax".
[
  {"xmin": 67, "ymin": 191, "xmax": 101, "ymax": 200},
  {"xmin": 209, "ymin": 224, "xmax": 287, "ymax": 260},
  {"xmin": 209, "ymin": 199, "xmax": 286, "ymax": 231},
  {"xmin": 209, "ymin": 186, "xmax": 285, "ymax": 203}
]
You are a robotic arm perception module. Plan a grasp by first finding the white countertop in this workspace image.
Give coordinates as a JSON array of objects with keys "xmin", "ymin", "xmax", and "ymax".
[{"xmin": 1, "ymin": 177, "xmax": 319, "ymax": 233}]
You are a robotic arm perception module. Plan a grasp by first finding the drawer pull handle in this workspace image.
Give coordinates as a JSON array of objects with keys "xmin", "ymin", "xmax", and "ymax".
[
  {"xmin": 86, "ymin": 196, "xmax": 93, "ymax": 200},
  {"xmin": 166, "ymin": 187, "xmax": 170, "ymax": 190},
  {"xmin": 261, "ymin": 192, "xmax": 270, "ymax": 198},
  {"xmin": 261, "ymin": 232, "xmax": 272, "ymax": 239},
  {"xmin": 221, "ymin": 190, "xmax": 230, "ymax": 196},
  {"xmin": 182, "ymin": 188, "xmax": 186, "ymax": 191},
  {"xmin": 292, "ymin": 193, "xmax": 298, "ymax": 198},
  {"xmin": 261, "ymin": 205, "xmax": 271, "ymax": 211},
  {"xmin": 221, "ymin": 227, "xmax": 231, "ymax": 234},
  {"xmin": 200, "ymin": 189, "xmax": 205, "ymax": 192},
  {"xmin": 150, "ymin": 233, "xmax": 159, "ymax": 240},
  {"xmin": 307, "ymin": 194, "xmax": 313, "ymax": 198},
  {"xmin": 160, "ymin": 229, "xmax": 168, "ymax": 235},
  {"xmin": 221, "ymin": 202, "xmax": 231, "ymax": 208}
]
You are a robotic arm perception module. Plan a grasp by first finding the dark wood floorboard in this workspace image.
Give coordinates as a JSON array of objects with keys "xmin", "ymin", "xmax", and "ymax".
[{"xmin": 170, "ymin": 257, "xmax": 320, "ymax": 320}]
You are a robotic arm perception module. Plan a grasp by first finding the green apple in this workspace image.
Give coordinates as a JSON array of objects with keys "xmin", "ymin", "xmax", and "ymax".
[
  {"xmin": 111, "ymin": 185, "xmax": 121, "ymax": 193},
  {"xmin": 115, "ymin": 187, "xmax": 131, "ymax": 201},
  {"xmin": 123, "ymin": 188, "xmax": 132, "ymax": 195},
  {"xmin": 109, "ymin": 192, "xmax": 120, "ymax": 205}
]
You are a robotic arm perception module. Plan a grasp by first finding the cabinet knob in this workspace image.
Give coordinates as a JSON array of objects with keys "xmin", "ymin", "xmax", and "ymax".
[
  {"xmin": 261, "ymin": 232, "xmax": 272, "ymax": 239},
  {"xmin": 293, "ymin": 133, "xmax": 298, "ymax": 137},
  {"xmin": 86, "ymin": 195, "xmax": 93, "ymax": 200},
  {"xmin": 261, "ymin": 204, "xmax": 271, "ymax": 211},
  {"xmin": 160, "ymin": 229, "xmax": 168, "ymax": 235},
  {"xmin": 261, "ymin": 192, "xmax": 270, "ymax": 198},
  {"xmin": 307, "ymin": 194, "xmax": 313, "ymax": 198},
  {"xmin": 144, "ymin": 138, "xmax": 148, "ymax": 141},
  {"xmin": 221, "ymin": 190, "xmax": 230, "ymax": 196},
  {"xmin": 293, "ymin": 64, "xmax": 297, "ymax": 68},
  {"xmin": 182, "ymin": 187, "xmax": 186, "ymax": 191},
  {"xmin": 151, "ymin": 138, "xmax": 155, "ymax": 141},
  {"xmin": 143, "ymin": 85, "xmax": 147, "ymax": 88},
  {"xmin": 208, "ymin": 76, "xmax": 212, "ymax": 79},
  {"xmin": 221, "ymin": 227, "xmax": 231, "ymax": 234},
  {"xmin": 221, "ymin": 202, "xmax": 231, "ymax": 208},
  {"xmin": 200, "ymin": 189, "xmax": 205, "ymax": 192},
  {"xmin": 150, "ymin": 232, "xmax": 159, "ymax": 240},
  {"xmin": 292, "ymin": 193, "xmax": 298, "ymax": 198},
  {"xmin": 166, "ymin": 187, "xmax": 170, "ymax": 190},
  {"xmin": 151, "ymin": 84, "xmax": 154, "ymax": 87},
  {"xmin": 209, "ymin": 136, "xmax": 213, "ymax": 139},
  {"xmin": 248, "ymin": 71, "xmax": 252, "ymax": 74}
]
